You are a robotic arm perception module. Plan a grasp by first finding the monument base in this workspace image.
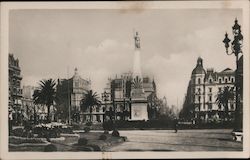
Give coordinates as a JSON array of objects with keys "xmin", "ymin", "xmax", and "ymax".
[{"xmin": 129, "ymin": 101, "xmax": 148, "ymax": 121}]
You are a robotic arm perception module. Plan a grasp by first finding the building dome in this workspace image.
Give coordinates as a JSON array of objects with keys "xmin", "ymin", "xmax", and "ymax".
[{"xmin": 192, "ymin": 57, "xmax": 206, "ymax": 75}]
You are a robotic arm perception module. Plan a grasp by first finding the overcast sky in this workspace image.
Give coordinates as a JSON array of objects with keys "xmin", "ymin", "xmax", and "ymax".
[{"xmin": 9, "ymin": 9, "xmax": 242, "ymax": 108}]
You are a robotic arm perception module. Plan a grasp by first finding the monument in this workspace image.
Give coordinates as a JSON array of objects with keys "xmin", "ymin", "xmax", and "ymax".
[{"xmin": 130, "ymin": 31, "xmax": 149, "ymax": 121}]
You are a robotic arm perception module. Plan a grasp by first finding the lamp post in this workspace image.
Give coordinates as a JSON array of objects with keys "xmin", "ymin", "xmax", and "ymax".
[{"xmin": 223, "ymin": 18, "xmax": 243, "ymax": 131}]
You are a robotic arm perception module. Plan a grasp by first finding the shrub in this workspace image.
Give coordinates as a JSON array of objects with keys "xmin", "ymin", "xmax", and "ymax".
[
  {"xmin": 99, "ymin": 134, "xmax": 107, "ymax": 140},
  {"xmin": 102, "ymin": 121, "xmax": 114, "ymax": 131},
  {"xmin": 84, "ymin": 127, "xmax": 90, "ymax": 133},
  {"xmin": 11, "ymin": 128, "xmax": 24, "ymax": 137},
  {"xmin": 104, "ymin": 130, "xmax": 109, "ymax": 134},
  {"xmin": 44, "ymin": 144, "xmax": 57, "ymax": 152},
  {"xmin": 60, "ymin": 127, "xmax": 73, "ymax": 134},
  {"xmin": 71, "ymin": 124, "xmax": 81, "ymax": 130},
  {"xmin": 87, "ymin": 144, "xmax": 101, "ymax": 151},
  {"xmin": 78, "ymin": 138, "xmax": 88, "ymax": 145},
  {"xmin": 86, "ymin": 122, "xmax": 92, "ymax": 126},
  {"xmin": 111, "ymin": 130, "xmax": 120, "ymax": 137},
  {"xmin": 76, "ymin": 146, "xmax": 93, "ymax": 151},
  {"xmin": 24, "ymin": 121, "xmax": 33, "ymax": 131},
  {"xmin": 9, "ymin": 137, "xmax": 46, "ymax": 144}
]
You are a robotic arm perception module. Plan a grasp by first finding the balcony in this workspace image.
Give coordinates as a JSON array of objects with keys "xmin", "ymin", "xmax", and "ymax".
[{"xmin": 12, "ymin": 74, "xmax": 22, "ymax": 79}]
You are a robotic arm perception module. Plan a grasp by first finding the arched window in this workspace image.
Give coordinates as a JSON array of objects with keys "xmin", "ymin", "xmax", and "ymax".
[
  {"xmin": 219, "ymin": 78, "xmax": 222, "ymax": 84},
  {"xmin": 225, "ymin": 78, "xmax": 228, "ymax": 83},
  {"xmin": 231, "ymin": 77, "xmax": 234, "ymax": 83},
  {"xmin": 198, "ymin": 78, "xmax": 201, "ymax": 84},
  {"xmin": 209, "ymin": 79, "xmax": 212, "ymax": 83}
]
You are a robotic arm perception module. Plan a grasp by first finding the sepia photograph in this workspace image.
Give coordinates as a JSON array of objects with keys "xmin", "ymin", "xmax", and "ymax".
[{"xmin": 1, "ymin": 1, "xmax": 249, "ymax": 159}]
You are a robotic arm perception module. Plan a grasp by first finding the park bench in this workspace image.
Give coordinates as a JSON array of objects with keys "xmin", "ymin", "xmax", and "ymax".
[{"xmin": 231, "ymin": 131, "xmax": 243, "ymax": 142}]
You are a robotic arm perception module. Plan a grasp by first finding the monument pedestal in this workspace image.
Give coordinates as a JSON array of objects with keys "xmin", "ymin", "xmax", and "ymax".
[
  {"xmin": 130, "ymin": 100, "xmax": 148, "ymax": 121},
  {"xmin": 129, "ymin": 87, "xmax": 149, "ymax": 121}
]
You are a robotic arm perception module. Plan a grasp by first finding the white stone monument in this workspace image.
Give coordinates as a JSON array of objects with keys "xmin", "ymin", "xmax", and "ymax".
[{"xmin": 130, "ymin": 31, "xmax": 148, "ymax": 121}]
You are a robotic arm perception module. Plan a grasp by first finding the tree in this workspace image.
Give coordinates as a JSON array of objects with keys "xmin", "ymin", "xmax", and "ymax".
[
  {"xmin": 216, "ymin": 86, "xmax": 235, "ymax": 121},
  {"xmin": 33, "ymin": 79, "xmax": 57, "ymax": 122},
  {"xmin": 80, "ymin": 90, "xmax": 101, "ymax": 122}
]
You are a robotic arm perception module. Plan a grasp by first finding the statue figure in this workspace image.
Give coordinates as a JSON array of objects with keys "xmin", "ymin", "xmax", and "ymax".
[{"xmin": 134, "ymin": 31, "xmax": 140, "ymax": 49}]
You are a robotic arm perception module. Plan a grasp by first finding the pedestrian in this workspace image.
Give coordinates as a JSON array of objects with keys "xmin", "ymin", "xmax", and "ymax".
[{"xmin": 174, "ymin": 118, "xmax": 178, "ymax": 133}]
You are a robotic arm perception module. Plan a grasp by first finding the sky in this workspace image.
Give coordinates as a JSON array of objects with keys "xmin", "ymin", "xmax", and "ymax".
[{"xmin": 9, "ymin": 9, "xmax": 242, "ymax": 109}]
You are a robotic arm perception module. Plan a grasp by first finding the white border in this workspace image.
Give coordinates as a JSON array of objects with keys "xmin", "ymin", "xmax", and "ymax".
[{"xmin": 1, "ymin": 1, "xmax": 249, "ymax": 159}]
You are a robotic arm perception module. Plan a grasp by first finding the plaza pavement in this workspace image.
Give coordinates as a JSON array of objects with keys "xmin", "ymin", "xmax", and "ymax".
[{"xmin": 104, "ymin": 129, "xmax": 243, "ymax": 151}]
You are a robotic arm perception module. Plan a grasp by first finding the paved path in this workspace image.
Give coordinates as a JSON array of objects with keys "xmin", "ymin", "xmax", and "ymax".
[{"xmin": 105, "ymin": 129, "xmax": 242, "ymax": 151}]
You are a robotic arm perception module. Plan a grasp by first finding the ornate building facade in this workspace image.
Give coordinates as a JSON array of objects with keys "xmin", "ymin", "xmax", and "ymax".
[
  {"xmin": 56, "ymin": 68, "xmax": 91, "ymax": 123},
  {"xmin": 101, "ymin": 72, "xmax": 157, "ymax": 121},
  {"xmin": 9, "ymin": 54, "xmax": 23, "ymax": 125},
  {"xmin": 181, "ymin": 57, "xmax": 236, "ymax": 123}
]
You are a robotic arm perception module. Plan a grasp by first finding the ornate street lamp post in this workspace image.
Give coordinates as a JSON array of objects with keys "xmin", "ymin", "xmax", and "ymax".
[{"xmin": 223, "ymin": 18, "xmax": 243, "ymax": 131}]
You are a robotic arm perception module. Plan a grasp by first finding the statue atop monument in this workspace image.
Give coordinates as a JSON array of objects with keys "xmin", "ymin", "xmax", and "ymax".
[{"xmin": 134, "ymin": 31, "xmax": 140, "ymax": 49}]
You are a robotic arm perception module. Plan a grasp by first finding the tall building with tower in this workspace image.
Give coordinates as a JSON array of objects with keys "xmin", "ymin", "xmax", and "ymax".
[
  {"xmin": 56, "ymin": 68, "xmax": 91, "ymax": 123},
  {"xmin": 180, "ymin": 57, "xmax": 236, "ymax": 123},
  {"xmin": 9, "ymin": 54, "xmax": 23, "ymax": 125}
]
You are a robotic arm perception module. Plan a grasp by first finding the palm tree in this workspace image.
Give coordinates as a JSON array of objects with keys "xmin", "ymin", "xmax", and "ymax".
[
  {"xmin": 33, "ymin": 79, "xmax": 57, "ymax": 122},
  {"xmin": 216, "ymin": 86, "xmax": 235, "ymax": 121},
  {"xmin": 80, "ymin": 90, "xmax": 101, "ymax": 122}
]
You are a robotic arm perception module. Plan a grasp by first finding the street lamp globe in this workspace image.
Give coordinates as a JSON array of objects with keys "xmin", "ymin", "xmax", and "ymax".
[
  {"xmin": 223, "ymin": 32, "xmax": 231, "ymax": 54},
  {"xmin": 232, "ymin": 18, "xmax": 241, "ymax": 36}
]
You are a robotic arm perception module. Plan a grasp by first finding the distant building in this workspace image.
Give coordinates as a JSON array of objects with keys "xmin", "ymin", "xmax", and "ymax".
[
  {"xmin": 101, "ymin": 72, "xmax": 157, "ymax": 121},
  {"xmin": 56, "ymin": 68, "xmax": 91, "ymax": 123},
  {"xmin": 22, "ymin": 85, "xmax": 48, "ymax": 122},
  {"xmin": 181, "ymin": 57, "xmax": 236, "ymax": 123},
  {"xmin": 9, "ymin": 54, "xmax": 23, "ymax": 125}
]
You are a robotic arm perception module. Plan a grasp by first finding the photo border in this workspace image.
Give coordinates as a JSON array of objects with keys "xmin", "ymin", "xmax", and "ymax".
[{"xmin": 1, "ymin": 1, "xmax": 249, "ymax": 159}]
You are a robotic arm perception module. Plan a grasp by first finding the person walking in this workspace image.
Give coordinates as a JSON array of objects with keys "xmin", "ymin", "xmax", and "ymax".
[{"xmin": 174, "ymin": 118, "xmax": 178, "ymax": 133}]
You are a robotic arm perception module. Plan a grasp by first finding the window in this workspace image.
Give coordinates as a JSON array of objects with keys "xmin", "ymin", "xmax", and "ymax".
[
  {"xmin": 198, "ymin": 96, "xmax": 201, "ymax": 102},
  {"xmin": 209, "ymin": 96, "xmax": 212, "ymax": 101},
  {"xmin": 198, "ymin": 78, "xmax": 201, "ymax": 84},
  {"xmin": 209, "ymin": 79, "xmax": 212, "ymax": 83},
  {"xmin": 231, "ymin": 77, "xmax": 234, "ymax": 83},
  {"xmin": 209, "ymin": 88, "xmax": 212, "ymax": 92},
  {"xmin": 218, "ymin": 87, "xmax": 222, "ymax": 92},
  {"xmin": 75, "ymin": 82, "xmax": 79, "ymax": 87},
  {"xmin": 225, "ymin": 78, "xmax": 228, "ymax": 83},
  {"xmin": 219, "ymin": 78, "xmax": 222, "ymax": 84}
]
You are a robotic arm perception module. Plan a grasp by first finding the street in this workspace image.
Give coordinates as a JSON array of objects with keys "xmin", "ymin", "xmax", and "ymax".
[{"xmin": 105, "ymin": 129, "xmax": 242, "ymax": 151}]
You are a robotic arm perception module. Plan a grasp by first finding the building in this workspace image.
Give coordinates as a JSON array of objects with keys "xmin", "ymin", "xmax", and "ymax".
[
  {"xmin": 181, "ymin": 57, "xmax": 236, "ymax": 123},
  {"xmin": 101, "ymin": 72, "xmax": 157, "ymax": 121},
  {"xmin": 56, "ymin": 68, "xmax": 91, "ymax": 123},
  {"xmin": 9, "ymin": 54, "xmax": 23, "ymax": 125},
  {"xmin": 22, "ymin": 85, "xmax": 48, "ymax": 122}
]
